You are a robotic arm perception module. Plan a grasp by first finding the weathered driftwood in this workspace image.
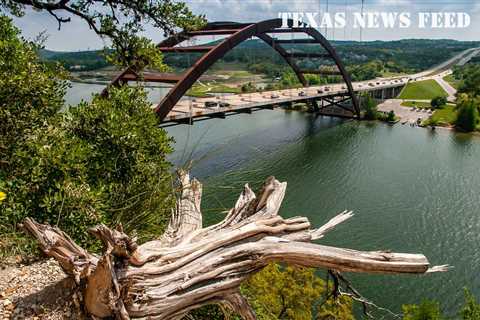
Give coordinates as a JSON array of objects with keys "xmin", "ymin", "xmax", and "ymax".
[{"xmin": 22, "ymin": 171, "xmax": 448, "ymax": 319}]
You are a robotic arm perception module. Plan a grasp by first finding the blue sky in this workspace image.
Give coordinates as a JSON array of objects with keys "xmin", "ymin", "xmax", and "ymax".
[{"xmin": 10, "ymin": 0, "xmax": 480, "ymax": 51}]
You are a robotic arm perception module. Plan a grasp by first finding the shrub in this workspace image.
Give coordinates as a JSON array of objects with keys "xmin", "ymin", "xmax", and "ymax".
[
  {"xmin": 461, "ymin": 288, "xmax": 480, "ymax": 320},
  {"xmin": 402, "ymin": 300, "xmax": 443, "ymax": 320},
  {"xmin": 456, "ymin": 97, "xmax": 479, "ymax": 132},
  {"xmin": 0, "ymin": 15, "xmax": 67, "ymax": 170},
  {"xmin": 0, "ymin": 16, "xmax": 175, "ymax": 256},
  {"xmin": 363, "ymin": 95, "xmax": 378, "ymax": 120},
  {"xmin": 431, "ymin": 96, "xmax": 447, "ymax": 109},
  {"xmin": 386, "ymin": 110, "xmax": 397, "ymax": 122},
  {"xmin": 241, "ymin": 263, "xmax": 354, "ymax": 320}
]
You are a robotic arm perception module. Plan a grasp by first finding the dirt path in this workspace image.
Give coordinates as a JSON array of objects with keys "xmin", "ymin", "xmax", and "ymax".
[
  {"xmin": 0, "ymin": 259, "xmax": 81, "ymax": 319},
  {"xmin": 434, "ymin": 74, "xmax": 457, "ymax": 102}
]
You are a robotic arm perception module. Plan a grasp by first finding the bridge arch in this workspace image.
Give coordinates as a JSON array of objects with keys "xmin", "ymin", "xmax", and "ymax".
[{"xmin": 106, "ymin": 18, "xmax": 360, "ymax": 120}]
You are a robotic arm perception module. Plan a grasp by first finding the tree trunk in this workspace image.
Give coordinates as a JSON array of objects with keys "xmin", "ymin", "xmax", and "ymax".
[{"xmin": 22, "ymin": 171, "xmax": 448, "ymax": 319}]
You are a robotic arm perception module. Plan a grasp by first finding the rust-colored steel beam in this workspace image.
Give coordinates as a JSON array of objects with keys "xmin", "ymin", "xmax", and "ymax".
[
  {"xmin": 104, "ymin": 19, "xmax": 360, "ymax": 120},
  {"xmin": 256, "ymin": 33, "xmax": 307, "ymax": 86},
  {"xmin": 302, "ymin": 27, "xmax": 361, "ymax": 117},
  {"xmin": 158, "ymin": 46, "xmax": 215, "ymax": 53},
  {"xmin": 155, "ymin": 20, "xmax": 278, "ymax": 119}
]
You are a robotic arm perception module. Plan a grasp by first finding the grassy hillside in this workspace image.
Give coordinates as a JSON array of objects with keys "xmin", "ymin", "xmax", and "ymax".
[
  {"xmin": 428, "ymin": 105, "xmax": 457, "ymax": 126},
  {"xmin": 443, "ymin": 74, "xmax": 461, "ymax": 89},
  {"xmin": 399, "ymin": 80, "xmax": 448, "ymax": 100}
]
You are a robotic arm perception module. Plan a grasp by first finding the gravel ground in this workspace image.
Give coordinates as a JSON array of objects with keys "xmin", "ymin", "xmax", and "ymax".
[{"xmin": 0, "ymin": 258, "xmax": 85, "ymax": 319}]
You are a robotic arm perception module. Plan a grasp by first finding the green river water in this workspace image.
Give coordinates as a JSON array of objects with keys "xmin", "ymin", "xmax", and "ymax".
[
  {"xmin": 166, "ymin": 109, "xmax": 480, "ymax": 317},
  {"xmin": 68, "ymin": 83, "xmax": 480, "ymax": 317}
]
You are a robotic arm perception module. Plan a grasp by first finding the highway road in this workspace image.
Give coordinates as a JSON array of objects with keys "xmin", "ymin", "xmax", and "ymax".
[{"xmin": 162, "ymin": 47, "xmax": 480, "ymax": 123}]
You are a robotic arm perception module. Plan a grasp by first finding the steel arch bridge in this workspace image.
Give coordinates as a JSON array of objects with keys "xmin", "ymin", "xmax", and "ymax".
[{"xmin": 104, "ymin": 18, "xmax": 361, "ymax": 122}]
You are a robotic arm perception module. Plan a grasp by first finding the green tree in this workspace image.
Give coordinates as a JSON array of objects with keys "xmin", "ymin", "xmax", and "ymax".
[
  {"xmin": 386, "ymin": 110, "xmax": 397, "ymax": 122},
  {"xmin": 241, "ymin": 264, "xmax": 354, "ymax": 320},
  {"xmin": 0, "ymin": 15, "xmax": 67, "ymax": 171},
  {"xmin": 461, "ymin": 288, "xmax": 480, "ymax": 320},
  {"xmin": 1, "ymin": 0, "xmax": 205, "ymax": 70},
  {"xmin": 458, "ymin": 65, "xmax": 480, "ymax": 97},
  {"xmin": 241, "ymin": 82, "xmax": 257, "ymax": 93},
  {"xmin": 0, "ymin": 17, "xmax": 174, "ymax": 256},
  {"xmin": 363, "ymin": 95, "xmax": 378, "ymax": 120},
  {"xmin": 456, "ymin": 96, "xmax": 479, "ymax": 132},
  {"xmin": 431, "ymin": 96, "xmax": 447, "ymax": 109},
  {"xmin": 402, "ymin": 300, "xmax": 443, "ymax": 320}
]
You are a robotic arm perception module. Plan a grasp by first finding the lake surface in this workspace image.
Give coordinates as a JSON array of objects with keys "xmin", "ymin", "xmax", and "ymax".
[
  {"xmin": 167, "ymin": 112, "xmax": 480, "ymax": 317},
  {"xmin": 68, "ymin": 83, "xmax": 480, "ymax": 317}
]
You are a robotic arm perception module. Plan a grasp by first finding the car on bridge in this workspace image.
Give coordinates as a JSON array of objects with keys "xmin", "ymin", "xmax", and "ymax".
[
  {"xmin": 299, "ymin": 91, "xmax": 306, "ymax": 97},
  {"xmin": 271, "ymin": 94, "xmax": 280, "ymax": 99},
  {"xmin": 205, "ymin": 101, "xmax": 218, "ymax": 108},
  {"xmin": 218, "ymin": 102, "xmax": 230, "ymax": 108},
  {"xmin": 317, "ymin": 89, "xmax": 324, "ymax": 94}
]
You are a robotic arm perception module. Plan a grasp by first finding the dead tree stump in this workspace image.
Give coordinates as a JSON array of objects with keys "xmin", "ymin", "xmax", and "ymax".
[{"xmin": 22, "ymin": 171, "xmax": 448, "ymax": 319}]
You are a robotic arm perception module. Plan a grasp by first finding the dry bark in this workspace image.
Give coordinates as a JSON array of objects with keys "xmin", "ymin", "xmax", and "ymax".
[{"xmin": 22, "ymin": 171, "xmax": 448, "ymax": 319}]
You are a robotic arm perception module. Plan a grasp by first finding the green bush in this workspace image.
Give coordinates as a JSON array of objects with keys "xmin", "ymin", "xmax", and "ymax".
[
  {"xmin": 456, "ymin": 97, "xmax": 479, "ymax": 132},
  {"xmin": 402, "ymin": 300, "xmax": 443, "ymax": 320},
  {"xmin": 431, "ymin": 96, "xmax": 447, "ymax": 109},
  {"xmin": 0, "ymin": 15, "xmax": 67, "ymax": 170},
  {"xmin": 386, "ymin": 110, "xmax": 397, "ymax": 122},
  {"xmin": 363, "ymin": 95, "xmax": 378, "ymax": 120},
  {"xmin": 0, "ymin": 16, "xmax": 174, "ymax": 256},
  {"xmin": 241, "ymin": 264, "xmax": 354, "ymax": 320}
]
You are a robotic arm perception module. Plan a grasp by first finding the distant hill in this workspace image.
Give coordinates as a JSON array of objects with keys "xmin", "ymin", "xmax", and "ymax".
[
  {"xmin": 40, "ymin": 39, "xmax": 480, "ymax": 73},
  {"xmin": 39, "ymin": 49, "xmax": 109, "ymax": 71}
]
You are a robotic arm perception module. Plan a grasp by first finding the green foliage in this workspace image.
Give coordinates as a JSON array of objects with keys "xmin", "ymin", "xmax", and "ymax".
[
  {"xmin": 457, "ymin": 64, "xmax": 480, "ymax": 97},
  {"xmin": 1, "ymin": 0, "xmax": 206, "ymax": 71},
  {"xmin": 3, "ymin": 87, "xmax": 175, "ymax": 254},
  {"xmin": 443, "ymin": 74, "xmax": 461, "ymax": 90},
  {"xmin": 348, "ymin": 60, "xmax": 383, "ymax": 81},
  {"xmin": 460, "ymin": 288, "xmax": 480, "ymax": 320},
  {"xmin": 188, "ymin": 304, "xmax": 231, "ymax": 320},
  {"xmin": 39, "ymin": 49, "xmax": 109, "ymax": 71},
  {"xmin": 399, "ymin": 80, "xmax": 448, "ymax": 100},
  {"xmin": 386, "ymin": 110, "xmax": 397, "ymax": 122},
  {"xmin": 402, "ymin": 300, "xmax": 443, "ymax": 320},
  {"xmin": 241, "ymin": 264, "xmax": 354, "ymax": 320},
  {"xmin": 456, "ymin": 95, "xmax": 479, "ymax": 132},
  {"xmin": 424, "ymin": 104, "xmax": 456, "ymax": 127},
  {"xmin": 0, "ymin": 15, "xmax": 67, "ymax": 168},
  {"xmin": 241, "ymin": 82, "xmax": 257, "ymax": 93},
  {"xmin": 431, "ymin": 96, "xmax": 447, "ymax": 109},
  {"xmin": 363, "ymin": 95, "xmax": 378, "ymax": 120},
  {"xmin": 0, "ymin": 17, "xmax": 175, "ymax": 256},
  {"xmin": 105, "ymin": 34, "xmax": 168, "ymax": 72}
]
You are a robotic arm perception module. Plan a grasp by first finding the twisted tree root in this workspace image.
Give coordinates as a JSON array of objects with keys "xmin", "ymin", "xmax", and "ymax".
[{"xmin": 22, "ymin": 171, "xmax": 448, "ymax": 319}]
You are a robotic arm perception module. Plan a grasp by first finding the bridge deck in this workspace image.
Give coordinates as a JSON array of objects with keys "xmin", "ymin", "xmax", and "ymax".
[{"xmin": 160, "ymin": 78, "xmax": 407, "ymax": 125}]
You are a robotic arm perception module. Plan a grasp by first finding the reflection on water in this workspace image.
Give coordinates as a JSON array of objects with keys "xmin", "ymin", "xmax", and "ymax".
[{"xmin": 166, "ymin": 111, "xmax": 480, "ymax": 317}]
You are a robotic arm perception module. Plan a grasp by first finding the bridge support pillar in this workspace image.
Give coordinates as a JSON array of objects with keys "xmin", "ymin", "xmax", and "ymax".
[{"xmin": 307, "ymin": 99, "xmax": 320, "ymax": 113}]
